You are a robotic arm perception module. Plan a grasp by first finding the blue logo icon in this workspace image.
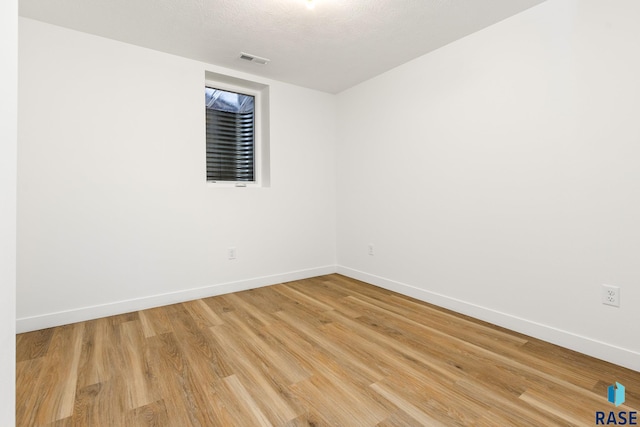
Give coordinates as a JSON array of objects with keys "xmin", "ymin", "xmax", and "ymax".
[{"xmin": 608, "ymin": 382, "xmax": 625, "ymax": 407}]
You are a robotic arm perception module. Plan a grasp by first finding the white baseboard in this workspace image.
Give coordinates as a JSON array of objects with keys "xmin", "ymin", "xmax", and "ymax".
[
  {"xmin": 337, "ymin": 266, "xmax": 640, "ymax": 372},
  {"xmin": 16, "ymin": 265, "xmax": 337, "ymax": 333},
  {"xmin": 17, "ymin": 264, "xmax": 639, "ymax": 372}
]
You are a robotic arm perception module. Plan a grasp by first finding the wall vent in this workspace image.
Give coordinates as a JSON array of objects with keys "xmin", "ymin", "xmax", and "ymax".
[{"xmin": 240, "ymin": 52, "xmax": 270, "ymax": 65}]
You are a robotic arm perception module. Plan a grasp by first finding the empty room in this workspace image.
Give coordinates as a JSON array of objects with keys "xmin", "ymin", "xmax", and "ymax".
[{"xmin": 2, "ymin": 0, "xmax": 640, "ymax": 425}]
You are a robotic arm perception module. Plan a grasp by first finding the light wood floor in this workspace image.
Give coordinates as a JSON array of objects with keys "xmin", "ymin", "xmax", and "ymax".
[{"xmin": 16, "ymin": 274, "xmax": 640, "ymax": 426}]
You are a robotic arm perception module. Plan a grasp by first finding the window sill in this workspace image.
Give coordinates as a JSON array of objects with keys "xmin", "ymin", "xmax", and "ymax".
[{"xmin": 206, "ymin": 181, "xmax": 262, "ymax": 189}]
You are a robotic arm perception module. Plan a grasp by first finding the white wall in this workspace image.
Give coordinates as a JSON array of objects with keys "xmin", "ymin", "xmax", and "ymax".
[
  {"xmin": 337, "ymin": 0, "xmax": 640, "ymax": 371},
  {"xmin": 18, "ymin": 18, "xmax": 337, "ymax": 330},
  {"xmin": 18, "ymin": 1, "xmax": 640, "ymax": 373},
  {"xmin": 0, "ymin": 0, "xmax": 17, "ymax": 423}
]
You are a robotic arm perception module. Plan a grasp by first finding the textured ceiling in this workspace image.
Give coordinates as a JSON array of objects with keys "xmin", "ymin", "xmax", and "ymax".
[{"xmin": 19, "ymin": 0, "xmax": 545, "ymax": 93}]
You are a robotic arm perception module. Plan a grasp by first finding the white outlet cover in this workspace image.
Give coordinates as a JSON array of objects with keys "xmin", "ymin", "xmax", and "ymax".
[{"xmin": 602, "ymin": 284, "xmax": 620, "ymax": 307}]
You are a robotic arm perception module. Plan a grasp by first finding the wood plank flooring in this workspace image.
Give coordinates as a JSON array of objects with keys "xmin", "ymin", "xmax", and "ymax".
[{"xmin": 16, "ymin": 274, "xmax": 640, "ymax": 426}]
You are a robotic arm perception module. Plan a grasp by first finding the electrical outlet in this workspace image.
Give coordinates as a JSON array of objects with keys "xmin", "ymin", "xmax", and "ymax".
[
  {"xmin": 228, "ymin": 247, "xmax": 237, "ymax": 260},
  {"xmin": 602, "ymin": 284, "xmax": 620, "ymax": 307},
  {"xmin": 368, "ymin": 244, "xmax": 374, "ymax": 256}
]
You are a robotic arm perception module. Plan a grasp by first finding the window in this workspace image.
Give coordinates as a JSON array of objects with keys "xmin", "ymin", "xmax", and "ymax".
[
  {"xmin": 204, "ymin": 71, "xmax": 270, "ymax": 187},
  {"xmin": 205, "ymin": 87, "xmax": 255, "ymax": 182}
]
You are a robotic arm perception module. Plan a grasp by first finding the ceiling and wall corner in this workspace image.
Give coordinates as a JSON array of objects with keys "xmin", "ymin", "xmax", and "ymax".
[{"xmin": 18, "ymin": 0, "xmax": 545, "ymax": 94}]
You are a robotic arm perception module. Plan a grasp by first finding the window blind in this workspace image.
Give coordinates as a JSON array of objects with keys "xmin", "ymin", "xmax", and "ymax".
[{"xmin": 205, "ymin": 88, "xmax": 255, "ymax": 182}]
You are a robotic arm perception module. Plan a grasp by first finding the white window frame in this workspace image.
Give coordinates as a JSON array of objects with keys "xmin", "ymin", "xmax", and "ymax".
[{"xmin": 205, "ymin": 71, "xmax": 270, "ymax": 188}]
